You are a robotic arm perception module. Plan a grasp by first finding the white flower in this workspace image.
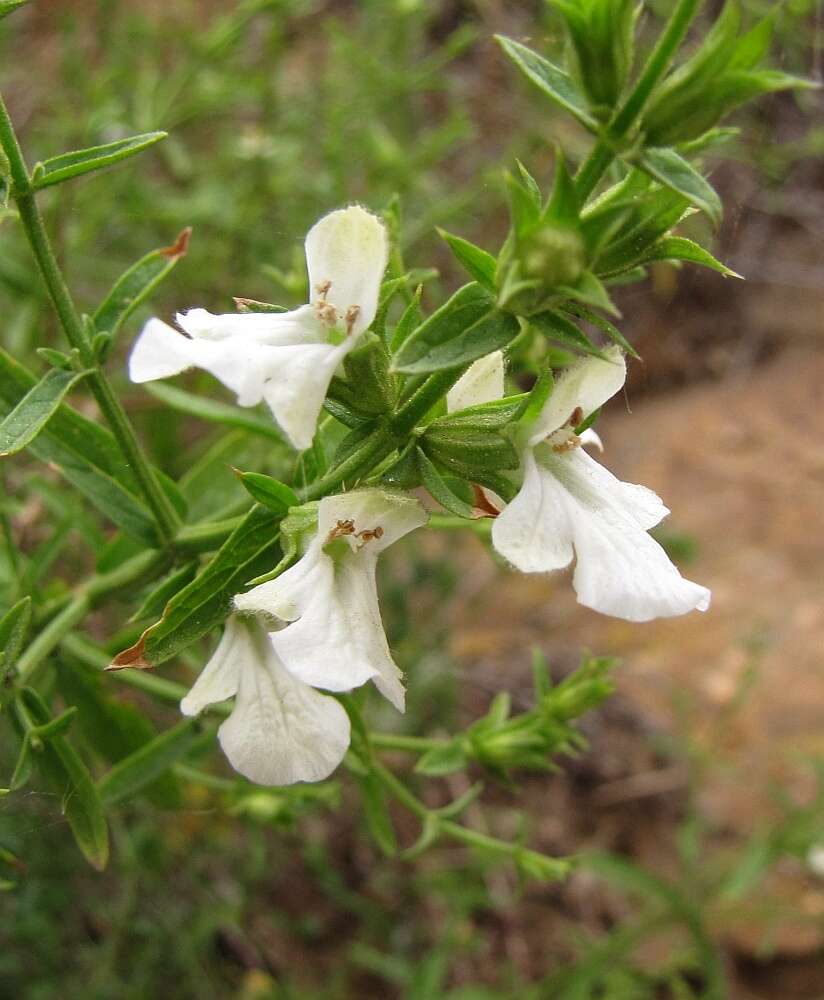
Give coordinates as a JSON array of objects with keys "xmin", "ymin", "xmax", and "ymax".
[
  {"xmin": 448, "ymin": 349, "xmax": 711, "ymax": 622},
  {"xmin": 234, "ymin": 489, "xmax": 427, "ymax": 712},
  {"xmin": 129, "ymin": 205, "xmax": 389, "ymax": 451},
  {"xmin": 181, "ymin": 615, "xmax": 350, "ymax": 786}
]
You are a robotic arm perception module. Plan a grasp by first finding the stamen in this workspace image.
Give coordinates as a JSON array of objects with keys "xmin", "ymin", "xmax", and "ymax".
[
  {"xmin": 315, "ymin": 280, "xmax": 332, "ymax": 299},
  {"xmin": 551, "ymin": 434, "xmax": 581, "ymax": 454},
  {"xmin": 326, "ymin": 518, "xmax": 355, "ymax": 544},
  {"xmin": 345, "ymin": 304, "xmax": 361, "ymax": 336},
  {"xmin": 355, "ymin": 525, "xmax": 384, "ymax": 550}
]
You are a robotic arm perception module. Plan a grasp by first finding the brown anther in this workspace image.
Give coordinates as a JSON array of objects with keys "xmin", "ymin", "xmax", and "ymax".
[
  {"xmin": 345, "ymin": 304, "xmax": 361, "ymax": 335},
  {"xmin": 551, "ymin": 435, "xmax": 582, "ymax": 454},
  {"xmin": 315, "ymin": 300, "xmax": 339, "ymax": 327},
  {"xmin": 355, "ymin": 525, "xmax": 384, "ymax": 549},
  {"xmin": 326, "ymin": 518, "xmax": 355, "ymax": 544},
  {"xmin": 567, "ymin": 406, "xmax": 583, "ymax": 428},
  {"xmin": 315, "ymin": 279, "xmax": 332, "ymax": 300}
]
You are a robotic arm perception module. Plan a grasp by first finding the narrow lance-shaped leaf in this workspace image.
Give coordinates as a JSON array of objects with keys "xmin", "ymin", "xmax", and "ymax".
[
  {"xmin": 57, "ymin": 657, "xmax": 183, "ymax": 808},
  {"xmin": 495, "ymin": 35, "xmax": 598, "ymax": 132},
  {"xmin": 31, "ymin": 132, "xmax": 168, "ymax": 190},
  {"xmin": 0, "ymin": 349, "xmax": 185, "ymax": 541},
  {"xmin": 110, "ymin": 504, "xmax": 283, "ymax": 669},
  {"xmin": 93, "ymin": 228, "xmax": 191, "ymax": 339},
  {"xmin": 416, "ymin": 447, "xmax": 478, "ymax": 520},
  {"xmin": 437, "ymin": 229, "xmax": 497, "ymax": 292},
  {"xmin": 393, "ymin": 282, "xmax": 520, "ymax": 374},
  {"xmin": 97, "ymin": 719, "xmax": 203, "ymax": 807},
  {"xmin": 636, "ymin": 148, "xmax": 722, "ymax": 226},
  {"xmin": 234, "ymin": 471, "xmax": 299, "ymax": 515},
  {"xmin": 146, "ymin": 382, "xmax": 286, "ymax": 443},
  {"xmin": 529, "ymin": 311, "xmax": 605, "ymax": 359},
  {"xmin": 0, "ymin": 596, "xmax": 31, "ymax": 673},
  {"xmin": 15, "ymin": 688, "xmax": 109, "ymax": 871},
  {"xmin": 641, "ymin": 236, "xmax": 742, "ymax": 278},
  {"xmin": 0, "ymin": 367, "xmax": 90, "ymax": 458}
]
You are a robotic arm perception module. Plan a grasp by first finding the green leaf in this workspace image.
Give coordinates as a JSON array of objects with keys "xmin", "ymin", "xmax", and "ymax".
[
  {"xmin": 557, "ymin": 270, "xmax": 618, "ymax": 317},
  {"xmin": 0, "ymin": 596, "xmax": 31, "ymax": 673},
  {"xmin": 0, "ymin": 367, "xmax": 90, "ymax": 458},
  {"xmin": 235, "ymin": 472, "xmax": 299, "ymax": 515},
  {"xmin": 110, "ymin": 505, "xmax": 282, "ymax": 669},
  {"xmin": 543, "ymin": 154, "xmax": 580, "ymax": 232},
  {"xmin": 93, "ymin": 228, "xmax": 191, "ymax": 339},
  {"xmin": 31, "ymin": 132, "xmax": 167, "ymax": 191},
  {"xmin": 437, "ymin": 229, "xmax": 496, "ymax": 291},
  {"xmin": 98, "ymin": 719, "xmax": 201, "ymax": 807},
  {"xmin": 562, "ymin": 303, "xmax": 639, "ymax": 359},
  {"xmin": 421, "ymin": 432, "xmax": 518, "ymax": 481},
  {"xmin": 57, "ymin": 659, "xmax": 182, "ymax": 808},
  {"xmin": 495, "ymin": 35, "xmax": 598, "ymax": 131},
  {"xmin": 642, "ymin": 236, "xmax": 741, "ymax": 278},
  {"xmin": 515, "ymin": 159, "xmax": 542, "ymax": 210},
  {"xmin": 389, "ymin": 285, "xmax": 423, "ymax": 352},
  {"xmin": 131, "ymin": 560, "xmax": 199, "ymax": 622},
  {"xmin": 16, "ymin": 688, "xmax": 109, "ymax": 870},
  {"xmin": 357, "ymin": 770, "xmax": 397, "ymax": 857},
  {"xmin": 529, "ymin": 311, "xmax": 605, "ymax": 358},
  {"xmin": 0, "ymin": 349, "xmax": 164, "ymax": 541},
  {"xmin": 146, "ymin": 382, "xmax": 285, "ymax": 443},
  {"xmin": 637, "ymin": 148, "xmax": 722, "ymax": 225},
  {"xmin": 392, "ymin": 283, "xmax": 519, "ymax": 374},
  {"xmin": 505, "ymin": 171, "xmax": 542, "ymax": 239},
  {"xmin": 416, "ymin": 448, "xmax": 477, "ymax": 519},
  {"xmin": 415, "ymin": 741, "xmax": 468, "ymax": 777}
]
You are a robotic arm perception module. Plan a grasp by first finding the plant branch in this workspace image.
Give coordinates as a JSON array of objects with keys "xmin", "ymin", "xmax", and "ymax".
[
  {"xmin": 575, "ymin": 0, "xmax": 705, "ymax": 202},
  {"xmin": 0, "ymin": 92, "xmax": 181, "ymax": 546}
]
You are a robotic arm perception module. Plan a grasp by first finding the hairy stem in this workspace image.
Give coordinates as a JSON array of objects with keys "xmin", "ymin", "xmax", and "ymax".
[{"xmin": 0, "ymin": 93, "xmax": 181, "ymax": 546}]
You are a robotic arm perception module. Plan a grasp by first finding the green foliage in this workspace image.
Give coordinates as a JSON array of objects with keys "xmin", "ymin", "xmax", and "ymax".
[
  {"xmin": 31, "ymin": 132, "xmax": 168, "ymax": 191},
  {"xmin": 0, "ymin": 5, "xmax": 817, "ymax": 993}
]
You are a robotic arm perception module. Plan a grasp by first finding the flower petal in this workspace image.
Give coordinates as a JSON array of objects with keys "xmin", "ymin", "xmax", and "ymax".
[
  {"xmin": 260, "ymin": 340, "xmax": 352, "ymax": 450},
  {"xmin": 447, "ymin": 351, "xmax": 505, "ymax": 413},
  {"xmin": 217, "ymin": 623, "xmax": 350, "ymax": 785},
  {"xmin": 177, "ymin": 305, "xmax": 322, "ymax": 345},
  {"xmin": 267, "ymin": 551, "xmax": 406, "ymax": 711},
  {"xmin": 180, "ymin": 615, "xmax": 246, "ymax": 717},
  {"xmin": 528, "ymin": 346, "xmax": 626, "ymax": 445},
  {"xmin": 305, "ymin": 205, "xmax": 389, "ymax": 334},
  {"xmin": 492, "ymin": 449, "xmax": 575, "ymax": 573},
  {"xmin": 317, "ymin": 488, "xmax": 427, "ymax": 554},
  {"xmin": 130, "ymin": 309, "xmax": 327, "ymax": 418},
  {"xmin": 129, "ymin": 318, "xmax": 200, "ymax": 384},
  {"xmin": 540, "ymin": 446, "xmax": 710, "ymax": 621}
]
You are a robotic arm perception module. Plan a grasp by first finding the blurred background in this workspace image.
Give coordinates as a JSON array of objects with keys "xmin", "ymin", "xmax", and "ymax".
[{"xmin": 1, "ymin": 1, "xmax": 823, "ymax": 997}]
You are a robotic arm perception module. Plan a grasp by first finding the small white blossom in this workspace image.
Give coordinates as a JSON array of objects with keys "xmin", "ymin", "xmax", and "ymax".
[
  {"xmin": 129, "ymin": 205, "xmax": 389, "ymax": 451},
  {"xmin": 448, "ymin": 349, "xmax": 711, "ymax": 622},
  {"xmin": 181, "ymin": 615, "xmax": 350, "ymax": 786},
  {"xmin": 234, "ymin": 489, "xmax": 427, "ymax": 712}
]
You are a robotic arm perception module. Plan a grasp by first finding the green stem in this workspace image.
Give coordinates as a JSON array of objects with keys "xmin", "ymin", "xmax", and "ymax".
[
  {"xmin": 575, "ymin": 0, "xmax": 705, "ymax": 202},
  {"xmin": 300, "ymin": 427, "xmax": 397, "ymax": 502},
  {"xmin": 3, "ymin": 549, "xmax": 167, "ymax": 705},
  {"xmin": 0, "ymin": 93, "xmax": 181, "ymax": 546},
  {"xmin": 391, "ymin": 368, "xmax": 464, "ymax": 435},
  {"xmin": 371, "ymin": 732, "xmax": 447, "ymax": 753},
  {"xmin": 369, "ymin": 757, "xmax": 570, "ymax": 876}
]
